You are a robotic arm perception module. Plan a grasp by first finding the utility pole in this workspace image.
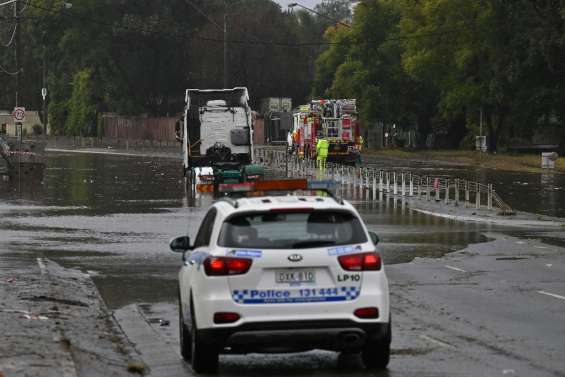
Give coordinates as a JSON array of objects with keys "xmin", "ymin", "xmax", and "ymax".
[
  {"xmin": 14, "ymin": 0, "xmax": 20, "ymax": 107},
  {"xmin": 42, "ymin": 43, "xmax": 47, "ymax": 135},
  {"xmin": 223, "ymin": 13, "xmax": 229, "ymax": 89}
]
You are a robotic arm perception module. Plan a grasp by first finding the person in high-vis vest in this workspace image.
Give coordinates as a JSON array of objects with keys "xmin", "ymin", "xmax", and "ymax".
[{"xmin": 316, "ymin": 137, "xmax": 329, "ymax": 172}]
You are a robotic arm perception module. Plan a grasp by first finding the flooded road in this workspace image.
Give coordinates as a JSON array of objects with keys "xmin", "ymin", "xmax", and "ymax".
[
  {"xmin": 0, "ymin": 152, "xmax": 502, "ymax": 309},
  {"xmin": 2, "ymin": 151, "xmax": 564, "ymax": 377}
]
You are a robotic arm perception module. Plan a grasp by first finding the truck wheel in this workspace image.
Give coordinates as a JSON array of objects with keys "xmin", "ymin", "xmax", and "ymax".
[
  {"xmin": 361, "ymin": 319, "xmax": 391, "ymax": 370},
  {"xmin": 190, "ymin": 307, "xmax": 219, "ymax": 373}
]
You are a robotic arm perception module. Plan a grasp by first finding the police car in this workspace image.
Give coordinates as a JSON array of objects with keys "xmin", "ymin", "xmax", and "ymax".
[{"xmin": 170, "ymin": 179, "xmax": 390, "ymax": 373}]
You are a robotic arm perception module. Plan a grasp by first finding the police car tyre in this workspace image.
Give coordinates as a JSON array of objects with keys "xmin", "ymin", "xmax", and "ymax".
[
  {"xmin": 361, "ymin": 318, "xmax": 391, "ymax": 370},
  {"xmin": 178, "ymin": 294, "xmax": 192, "ymax": 361},
  {"xmin": 190, "ymin": 306, "xmax": 219, "ymax": 373}
]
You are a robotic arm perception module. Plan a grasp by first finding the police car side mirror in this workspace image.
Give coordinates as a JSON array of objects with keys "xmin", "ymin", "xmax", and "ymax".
[
  {"xmin": 369, "ymin": 231, "xmax": 379, "ymax": 245},
  {"xmin": 170, "ymin": 236, "xmax": 192, "ymax": 253}
]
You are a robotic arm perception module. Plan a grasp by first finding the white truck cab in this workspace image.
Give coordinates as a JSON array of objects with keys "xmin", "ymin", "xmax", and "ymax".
[{"xmin": 181, "ymin": 88, "xmax": 254, "ymax": 182}]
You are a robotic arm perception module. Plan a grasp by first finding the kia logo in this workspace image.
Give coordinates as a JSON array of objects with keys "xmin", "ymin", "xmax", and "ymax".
[{"xmin": 288, "ymin": 254, "xmax": 303, "ymax": 262}]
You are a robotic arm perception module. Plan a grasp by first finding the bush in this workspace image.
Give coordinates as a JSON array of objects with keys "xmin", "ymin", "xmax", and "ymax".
[{"xmin": 32, "ymin": 124, "xmax": 43, "ymax": 135}]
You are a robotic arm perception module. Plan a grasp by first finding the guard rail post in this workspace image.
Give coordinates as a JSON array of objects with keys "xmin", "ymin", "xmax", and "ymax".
[
  {"xmin": 475, "ymin": 183, "xmax": 480, "ymax": 209},
  {"xmin": 445, "ymin": 178, "xmax": 449, "ymax": 204},
  {"xmin": 386, "ymin": 172, "xmax": 390, "ymax": 193},
  {"xmin": 488, "ymin": 184, "xmax": 493, "ymax": 210},
  {"xmin": 409, "ymin": 173, "xmax": 414, "ymax": 197},
  {"xmin": 379, "ymin": 171, "xmax": 383, "ymax": 192},
  {"xmin": 401, "ymin": 173, "xmax": 406, "ymax": 196},
  {"xmin": 372, "ymin": 172, "xmax": 377, "ymax": 199},
  {"xmin": 465, "ymin": 180, "xmax": 470, "ymax": 207},
  {"xmin": 393, "ymin": 172, "xmax": 398, "ymax": 195},
  {"xmin": 454, "ymin": 179, "xmax": 459, "ymax": 206},
  {"xmin": 426, "ymin": 177, "xmax": 430, "ymax": 201}
]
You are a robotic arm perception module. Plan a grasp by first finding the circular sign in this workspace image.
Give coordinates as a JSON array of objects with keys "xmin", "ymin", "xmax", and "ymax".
[{"xmin": 13, "ymin": 107, "xmax": 25, "ymax": 122}]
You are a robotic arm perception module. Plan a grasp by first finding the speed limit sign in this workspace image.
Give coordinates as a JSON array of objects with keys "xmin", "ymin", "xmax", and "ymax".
[{"xmin": 13, "ymin": 107, "xmax": 26, "ymax": 123}]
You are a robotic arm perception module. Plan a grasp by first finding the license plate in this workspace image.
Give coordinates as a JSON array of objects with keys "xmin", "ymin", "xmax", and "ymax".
[{"xmin": 275, "ymin": 269, "xmax": 316, "ymax": 284}]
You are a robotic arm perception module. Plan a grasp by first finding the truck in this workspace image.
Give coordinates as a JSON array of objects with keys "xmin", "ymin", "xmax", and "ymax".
[
  {"xmin": 261, "ymin": 97, "xmax": 293, "ymax": 145},
  {"xmin": 292, "ymin": 99, "xmax": 361, "ymax": 165},
  {"xmin": 180, "ymin": 87, "xmax": 263, "ymax": 187}
]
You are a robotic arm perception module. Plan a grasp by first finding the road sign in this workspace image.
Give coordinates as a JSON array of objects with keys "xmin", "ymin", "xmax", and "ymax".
[
  {"xmin": 13, "ymin": 107, "xmax": 25, "ymax": 123},
  {"xmin": 41, "ymin": 88, "xmax": 47, "ymax": 100}
]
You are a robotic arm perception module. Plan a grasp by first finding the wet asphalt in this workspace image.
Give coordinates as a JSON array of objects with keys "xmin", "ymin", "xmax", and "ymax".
[{"xmin": 1, "ymin": 151, "xmax": 565, "ymax": 376}]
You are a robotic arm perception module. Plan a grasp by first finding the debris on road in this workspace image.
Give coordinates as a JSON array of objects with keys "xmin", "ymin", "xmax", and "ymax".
[{"xmin": 0, "ymin": 256, "xmax": 143, "ymax": 377}]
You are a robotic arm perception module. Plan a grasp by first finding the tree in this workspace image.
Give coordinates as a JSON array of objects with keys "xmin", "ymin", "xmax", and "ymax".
[{"xmin": 66, "ymin": 69, "xmax": 96, "ymax": 136}]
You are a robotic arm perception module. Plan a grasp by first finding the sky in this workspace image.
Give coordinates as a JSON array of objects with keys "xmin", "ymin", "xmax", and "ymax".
[{"xmin": 275, "ymin": 0, "xmax": 321, "ymax": 10}]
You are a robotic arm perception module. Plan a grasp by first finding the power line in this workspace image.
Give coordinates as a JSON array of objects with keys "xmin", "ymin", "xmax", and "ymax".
[
  {"xmin": 25, "ymin": 2, "xmax": 471, "ymax": 48},
  {"xmin": 0, "ymin": 61, "xmax": 19, "ymax": 75},
  {"xmin": 1, "ymin": 23, "xmax": 16, "ymax": 47}
]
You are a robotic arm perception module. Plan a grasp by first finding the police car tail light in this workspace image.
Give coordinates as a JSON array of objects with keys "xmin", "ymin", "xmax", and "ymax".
[
  {"xmin": 354, "ymin": 307, "xmax": 379, "ymax": 319},
  {"xmin": 338, "ymin": 252, "xmax": 381, "ymax": 271},
  {"xmin": 203, "ymin": 257, "xmax": 252, "ymax": 276},
  {"xmin": 214, "ymin": 312, "xmax": 240, "ymax": 324}
]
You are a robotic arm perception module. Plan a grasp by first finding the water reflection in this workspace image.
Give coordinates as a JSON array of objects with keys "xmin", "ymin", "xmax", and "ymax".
[{"xmin": 365, "ymin": 158, "xmax": 565, "ymax": 217}]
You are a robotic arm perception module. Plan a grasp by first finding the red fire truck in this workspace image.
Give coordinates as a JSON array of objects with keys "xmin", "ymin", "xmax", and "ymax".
[{"xmin": 292, "ymin": 99, "xmax": 361, "ymax": 165}]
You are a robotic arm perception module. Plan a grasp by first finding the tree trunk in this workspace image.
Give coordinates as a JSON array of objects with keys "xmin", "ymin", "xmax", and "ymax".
[{"xmin": 488, "ymin": 106, "xmax": 507, "ymax": 152}]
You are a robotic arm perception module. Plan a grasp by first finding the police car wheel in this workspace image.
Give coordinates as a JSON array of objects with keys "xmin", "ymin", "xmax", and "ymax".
[
  {"xmin": 361, "ymin": 320, "xmax": 391, "ymax": 370},
  {"xmin": 178, "ymin": 299, "xmax": 192, "ymax": 361},
  {"xmin": 190, "ymin": 308, "xmax": 219, "ymax": 373}
]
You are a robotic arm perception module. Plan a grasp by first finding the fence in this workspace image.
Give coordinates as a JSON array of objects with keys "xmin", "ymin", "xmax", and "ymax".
[
  {"xmin": 254, "ymin": 148, "xmax": 513, "ymax": 213},
  {"xmin": 102, "ymin": 114, "xmax": 177, "ymax": 141}
]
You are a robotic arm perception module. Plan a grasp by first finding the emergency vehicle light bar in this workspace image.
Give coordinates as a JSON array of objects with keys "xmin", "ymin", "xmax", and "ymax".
[
  {"xmin": 217, "ymin": 179, "xmax": 336, "ymax": 193},
  {"xmin": 204, "ymin": 179, "xmax": 343, "ymax": 204},
  {"xmin": 307, "ymin": 180, "xmax": 336, "ymax": 190}
]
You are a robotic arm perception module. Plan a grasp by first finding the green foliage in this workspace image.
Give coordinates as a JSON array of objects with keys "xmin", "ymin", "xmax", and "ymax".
[
  {"xmin": 66, "ymin": 69, "xmax": 96, "ymax": 136},
  {"xmin": 0, "ymin": 0, "xmax": 337, "ymax": 116},
  {"xmin": 312, "ymin": 0, "xmax": 565, "ymax": 150}
]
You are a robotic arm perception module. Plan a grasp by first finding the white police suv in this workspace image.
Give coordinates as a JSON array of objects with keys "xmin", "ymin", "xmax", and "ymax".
[{"xmin": 170, "ymin": 180, "xmax": 390, "ymax": 373}]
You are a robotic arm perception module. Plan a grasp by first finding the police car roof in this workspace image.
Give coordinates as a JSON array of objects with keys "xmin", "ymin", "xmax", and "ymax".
[{"xmin": 215, "ymin": 194, "xmax": 354, "ymax": 216}]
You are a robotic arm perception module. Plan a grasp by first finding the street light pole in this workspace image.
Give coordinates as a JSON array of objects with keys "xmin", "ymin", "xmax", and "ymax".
[{"xmin": 288, "ymin": 2, "xmax": 351, "ymax": 28}]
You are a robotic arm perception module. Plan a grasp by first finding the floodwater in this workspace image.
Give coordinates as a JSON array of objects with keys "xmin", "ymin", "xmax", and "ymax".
[
  {"xmin": 365, "ymin": 155, "xmax": 565, "ymax": 217},
  {"xmin": 0, "ymin": 152, "xmax": 519, "ymax": 309}
]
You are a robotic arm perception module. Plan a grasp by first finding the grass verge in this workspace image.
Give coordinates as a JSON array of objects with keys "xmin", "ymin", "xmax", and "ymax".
[{"xmin": 364, "ymin": 149, "xmax": 565, "ymax": 173}]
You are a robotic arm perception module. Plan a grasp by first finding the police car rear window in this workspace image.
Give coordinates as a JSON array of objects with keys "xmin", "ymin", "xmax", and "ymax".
[{"xmin": 218, "ymin": 210, "xmax": 367, "ymax": 249}]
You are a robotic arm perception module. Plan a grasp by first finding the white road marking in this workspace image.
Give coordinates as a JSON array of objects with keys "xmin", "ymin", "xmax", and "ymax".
[
  {"xmin": 538, "ymin": 290, "xmax": 565, "ymax": 301},
  {"xmin": 503, "ymin": 369, "xmax": 516, "ymax": 375},
  {"xmin": 37, "ymin": 258, "xmax": 47, "ymax": 275},
  {"xmin": 419, "ymin": 334, "xmax": 456, "ymax": 350},
  {"xmin": 545, "ymin": 264, "xmax": 553, "ymax": 268},
  {"xmin": 445, "ymin": 265, "xmax": 466, "ymax": 273},
  {"xmin": 46, "ymin": 148, "xmax": 140, "ymax": 157}
]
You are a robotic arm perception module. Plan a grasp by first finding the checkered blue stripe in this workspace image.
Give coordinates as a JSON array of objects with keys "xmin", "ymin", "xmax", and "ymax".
[
  {"xmin": 231, "ymin": 287, "xmax": 360, "ymax": 304},
  {"xmin": 340, "ymin": 286, "xmax": 360, "ymax": 300},
  {"xmin": 232, "ymin": 289, "xmax": 250, "ymax": 304}
]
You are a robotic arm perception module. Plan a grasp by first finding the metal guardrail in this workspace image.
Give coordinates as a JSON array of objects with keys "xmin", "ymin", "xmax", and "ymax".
[{"xmin": 254, "ymin": 148, "xmax": 514, "ymax": 213}]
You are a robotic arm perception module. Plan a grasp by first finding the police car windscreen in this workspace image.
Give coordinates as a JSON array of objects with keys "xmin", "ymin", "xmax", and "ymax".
[{"xmin": 218, "ymin": 210, "xmax": 367, "ymax": 249}]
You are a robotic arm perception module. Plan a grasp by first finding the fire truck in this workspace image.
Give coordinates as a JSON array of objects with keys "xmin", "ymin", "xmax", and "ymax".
[{"xmin": 292, "ymin": 99, "xmax": 361, "ymax": 165}]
